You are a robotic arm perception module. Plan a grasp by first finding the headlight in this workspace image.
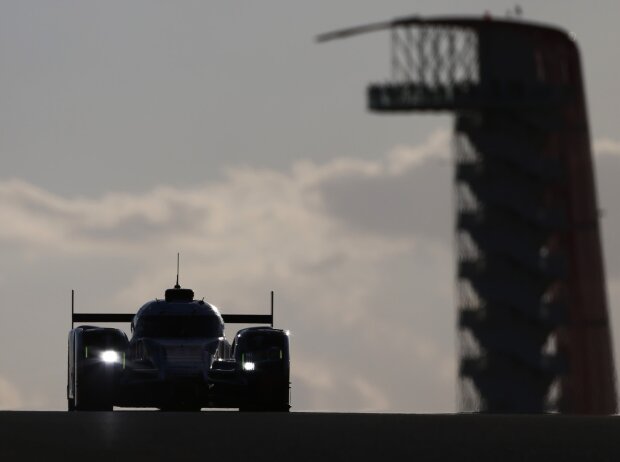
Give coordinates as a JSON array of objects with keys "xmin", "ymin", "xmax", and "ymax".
[
  {"xmin": 100, "ymin": 350, "xmax": 120, "ymax": 364},
  {"xmin": 242, "ymin": 361, "xmax": 255, "ymax": 371}
]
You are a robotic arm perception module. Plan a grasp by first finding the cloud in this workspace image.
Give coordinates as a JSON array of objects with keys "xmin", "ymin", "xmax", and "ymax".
[
  {"xmin": 594, "ymin": 148, "xmax": 620, "ymax": 279},
  {"xmin": 0, "ymin": 129, "xmax": 455, "ymax": 412},
  {"xmin": 291, "ymin": 353, "xmax": 391, "ymax": 411},
  {"xmin": 594, "ymin": 138, "xmax": 620, "ymax": 156},
  {"xmin": 0, "ymin": 377, "xmax": 23, "ymax": 410}
]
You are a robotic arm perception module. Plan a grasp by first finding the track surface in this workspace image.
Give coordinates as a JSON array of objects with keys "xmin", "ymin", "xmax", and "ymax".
[{"xmin": 2, "ymin": 411, "xmax": 620, "ymax": 461}]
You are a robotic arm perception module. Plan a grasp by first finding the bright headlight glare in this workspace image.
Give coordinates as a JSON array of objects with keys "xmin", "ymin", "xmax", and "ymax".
[
  {"xmin": 243, "ymin": 361, "xmax": 255, "ymax": 371},
  {"xmin": 100, "ymin": 350, "xmax": 120, "ymax": 363}
]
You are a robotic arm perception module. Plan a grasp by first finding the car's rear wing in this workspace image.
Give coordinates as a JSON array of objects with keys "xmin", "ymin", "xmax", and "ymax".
[{"xmin": 71, "ymin": 290, "xmax": 275, "ymax": 328}]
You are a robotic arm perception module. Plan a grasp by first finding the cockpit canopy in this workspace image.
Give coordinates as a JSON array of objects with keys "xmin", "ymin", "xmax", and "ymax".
[
  {"xmin": 134, "ymin": 314, "xmax": 223, "ymax": 338},
  {"xmin": 132, "ymin": 293, "xmax": 224, "ymax": 340}
]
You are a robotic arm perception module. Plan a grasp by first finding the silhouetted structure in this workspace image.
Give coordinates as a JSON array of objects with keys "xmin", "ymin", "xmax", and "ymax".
[{"xmin": 320, "ymin": 16, "xmax": 616, "ymax": 413}]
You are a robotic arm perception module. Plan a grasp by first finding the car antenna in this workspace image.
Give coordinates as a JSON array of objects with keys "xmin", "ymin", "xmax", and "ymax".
[
  {"xmin": 175, "ymin": 253, "xmax": 181, "ymax": 289},
  {"xmin": 71, "ymin": 289, "xmax": 75, "ymax": 329},
  {"xmin": 271, "ymin": 290, "xmax": 274, "ymax": 328}
]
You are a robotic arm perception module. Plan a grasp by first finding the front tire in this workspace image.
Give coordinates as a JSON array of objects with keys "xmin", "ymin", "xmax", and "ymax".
[
  {"xmin": 240, "ymin": 376, "xmax": 290, "ymax": 412},
  {"xmin": 74, "ymin": 365, "xmax": 114, "ymax": 411},
  {"xmin": 239, "ymin": 404, "xmax": 289, "ymax": 412}
]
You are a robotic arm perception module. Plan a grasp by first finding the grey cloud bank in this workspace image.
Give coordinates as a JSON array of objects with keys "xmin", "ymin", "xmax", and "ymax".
[{"xmin": 0, "ymin": 2, "xmax": 617, "ymax": 197}]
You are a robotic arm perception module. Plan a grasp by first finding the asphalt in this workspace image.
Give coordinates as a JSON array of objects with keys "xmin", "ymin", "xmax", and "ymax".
[{"xmin": 1, "ymin": 411, "xmax": 620, "ymax": 461}]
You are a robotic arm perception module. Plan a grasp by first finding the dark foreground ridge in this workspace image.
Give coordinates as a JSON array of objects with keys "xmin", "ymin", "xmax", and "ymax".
[{"xmin": 2, "ymin": 411, "xmax": 620, "ymax": 461}]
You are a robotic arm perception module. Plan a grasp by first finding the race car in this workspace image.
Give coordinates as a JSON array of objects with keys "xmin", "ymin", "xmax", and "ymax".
[{"xmin": 67, "ymin": 282, "xmax": 290, "ymax": 412}]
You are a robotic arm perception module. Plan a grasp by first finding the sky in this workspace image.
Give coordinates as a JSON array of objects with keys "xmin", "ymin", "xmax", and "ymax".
[{"xmin": 0, "ymin": 0, "xmax": 619, "ymax": 412}]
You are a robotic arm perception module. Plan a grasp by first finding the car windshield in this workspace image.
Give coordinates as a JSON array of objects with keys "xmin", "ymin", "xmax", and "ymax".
[{"xmin": 136, "ymin": 315, "xmax": 223, "ymax": 338}]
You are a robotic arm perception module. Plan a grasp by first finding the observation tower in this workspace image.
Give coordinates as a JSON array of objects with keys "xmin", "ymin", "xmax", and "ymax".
[{"xmin": 319, "ymin": 15, "xmax": 616, "ymax": 413}]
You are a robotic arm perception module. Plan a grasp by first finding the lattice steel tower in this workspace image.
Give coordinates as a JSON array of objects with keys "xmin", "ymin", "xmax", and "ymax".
[{"xmin": 320, "ymin": 16, "xmax": 616, "ymax": 413}]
